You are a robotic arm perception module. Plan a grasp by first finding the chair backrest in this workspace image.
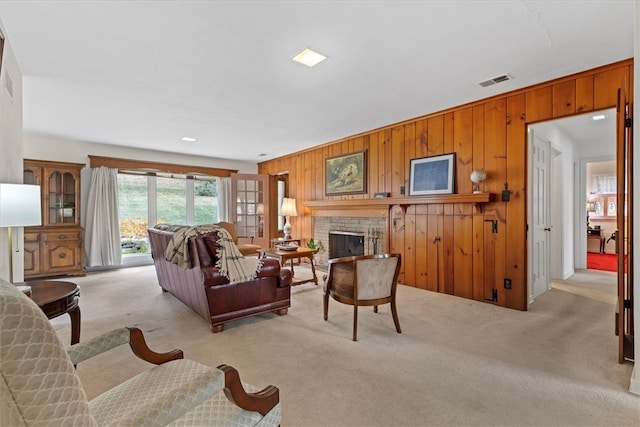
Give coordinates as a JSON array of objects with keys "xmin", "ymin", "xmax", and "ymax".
[
  {"xmin": 326, "ymin": 254, "xmax": 401, "ymax": 302},
  {"xmin": 355, "ymin": 255, "xmax": 401, "ymax": 300},
  {"xmin": 215, "ymin": 221, "xmax": 239, "ymax": 243},
  {"xmin": 0, "ymin": 279, "xmax": 97, "ymax": 426}
]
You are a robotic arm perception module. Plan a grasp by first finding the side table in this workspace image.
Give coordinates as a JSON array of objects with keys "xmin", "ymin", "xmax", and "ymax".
[
  {"xmin": 27, "ymin": 280, "xmax": 81, "ymax": 345},
  {"xmin": 259, "ymin": 247, "xmax": 318, "ymax": 286}
]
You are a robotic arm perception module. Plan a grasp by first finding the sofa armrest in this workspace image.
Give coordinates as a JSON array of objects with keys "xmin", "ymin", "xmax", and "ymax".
[
  {"xmin": 202, "ymin": 258, "xmax": 292, "ymax": 287},
  {"xmin": 66, "ymin": 327, "xmax": 183, "ymax": 365},
  {"xmin": 255, "ymin": 257, "xmax": 284, "ymax": 278},
  {"xmin": 218, "ymin": 364, "xmax": 280, "ymax": 416}
]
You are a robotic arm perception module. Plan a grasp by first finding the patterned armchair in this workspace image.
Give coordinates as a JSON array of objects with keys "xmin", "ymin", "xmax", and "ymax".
[{"xmin": 0, "ymin": 279, "xmax": 280, "ymax": 426}]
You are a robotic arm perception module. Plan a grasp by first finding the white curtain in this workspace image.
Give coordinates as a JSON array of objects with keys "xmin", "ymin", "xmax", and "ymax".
[
  {"xmin": 217, "ymin": 177, "xmax": 232, "ymax": 221},
  {"xmin": 84, "ymin": 167, "xmax": 122, "ymax": 267}
]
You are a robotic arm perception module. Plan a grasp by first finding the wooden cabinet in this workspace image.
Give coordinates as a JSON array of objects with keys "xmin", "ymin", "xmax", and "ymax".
[{"xmin": 23, "ymin": 159, "xmax": 85, "ymax": 278}]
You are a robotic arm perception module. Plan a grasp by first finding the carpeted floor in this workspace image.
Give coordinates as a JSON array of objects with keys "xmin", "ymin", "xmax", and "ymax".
[
  {"xmin": 587, "ymin": 252, "xmax": 626, "ymax": 272},
  {"xmin": 49, "ymin": 265, "xmax": 638, "ymax": 426}
]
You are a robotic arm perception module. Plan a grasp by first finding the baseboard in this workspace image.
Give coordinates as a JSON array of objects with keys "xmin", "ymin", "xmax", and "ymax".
[{"xmin": 562, "ymin": 269, "xmax": 575, "ymax": 280}]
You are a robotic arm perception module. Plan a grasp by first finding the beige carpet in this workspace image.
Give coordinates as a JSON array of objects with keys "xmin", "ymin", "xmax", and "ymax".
[{"xmin": 49, "ymin": 265, "xmax": 638, "ymax": 426}]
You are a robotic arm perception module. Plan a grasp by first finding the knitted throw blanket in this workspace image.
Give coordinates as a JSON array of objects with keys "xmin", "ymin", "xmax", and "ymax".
[{"xmin": 162, "ymin": 224, "xmax": 263, "ymax": 283}]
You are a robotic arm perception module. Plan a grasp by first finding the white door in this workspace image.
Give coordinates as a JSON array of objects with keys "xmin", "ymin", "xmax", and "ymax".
[{"xmin": 529, "ymin": 129, "xmax": 551, "ymax": 302}]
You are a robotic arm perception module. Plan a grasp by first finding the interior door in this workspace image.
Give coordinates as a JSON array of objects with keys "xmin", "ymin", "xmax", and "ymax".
[
  {"xmin": 616, "ymin": 87, "xmax": 634, "ymax": 363},
  {"xmin": 529, "ymin": 128, "xmax": 551, "ymax": 302},
  {"xmin": 230, "ymin": 173, "xmax": 270, "ymax": 249}
]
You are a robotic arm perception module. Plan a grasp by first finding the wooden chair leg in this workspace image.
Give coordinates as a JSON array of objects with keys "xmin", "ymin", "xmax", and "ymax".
[
  {"xmin": 391, "ymin": 299, "xmax": 401, "ymax": 334},
  {"xmin": 352, "ymin": 304, "xmax": 358, "ymax": 341},
  {"xmin": 323, "ymin": 292, "xmax": 329, "ymax": 321}
]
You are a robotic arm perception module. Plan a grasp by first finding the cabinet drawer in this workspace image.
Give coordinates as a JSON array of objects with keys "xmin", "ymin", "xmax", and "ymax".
[
  {"xmin": 44, "ymin": 231, "xmax": 81, "ymax": 242},
  {"xmin": 25, "ymin": 232, "xmax": 41, "ymax": 243}
]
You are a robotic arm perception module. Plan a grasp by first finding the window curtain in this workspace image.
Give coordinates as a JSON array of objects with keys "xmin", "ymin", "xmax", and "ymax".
[
  {"xmin": 217, "ymin": 177, "xmax": 232, "ymax": 221},
  {"xmin": 84, "ymin": 167, "xmax": 122, "ymax": 267}
]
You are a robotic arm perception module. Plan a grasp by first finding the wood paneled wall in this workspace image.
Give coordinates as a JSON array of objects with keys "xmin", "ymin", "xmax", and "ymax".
[{"xmin": 259, "ymin": 59, "xmax": 633, "ymax": 311}]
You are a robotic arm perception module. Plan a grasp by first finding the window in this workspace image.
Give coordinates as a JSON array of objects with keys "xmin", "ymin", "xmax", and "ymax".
[
  {"xmin": 157, "ymin": 176, "xmax": 186, "ymax": 225},
  {"xmin": 117, "ymin": 173, "xmax": 220, "ymax": 257}
]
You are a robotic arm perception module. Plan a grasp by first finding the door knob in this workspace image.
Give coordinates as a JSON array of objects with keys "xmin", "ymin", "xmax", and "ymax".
[{"xmin": 544, "ymin": 227, "xmax": 551, "ymax": 231}]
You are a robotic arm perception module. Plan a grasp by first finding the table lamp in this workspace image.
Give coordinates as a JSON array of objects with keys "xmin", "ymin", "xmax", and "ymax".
[
  {"xmin": 0, "ymin": 183, "xmax": 42, "ymax": 283},
  {"xmin": 280, "ymin": 198, "xmax": 297, "ymax": 240}
]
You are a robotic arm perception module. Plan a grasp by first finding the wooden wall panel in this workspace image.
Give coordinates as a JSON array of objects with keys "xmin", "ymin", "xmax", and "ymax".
[
  {"xmin": 258, "ymin": 59, "xmax": 633, "ymax": 311},
  {"xmin": 552, "ymin": 80, "xmax": 575, "ymax": 117},
  {"xmin": 505, "ymin": 94, "xmax": 527, "ymax": 310},
  {"xmin": 594, "ymin": 66, "xmax": 629, "ymax": 109},
  {"xmin": 404, "ymin": 213, "xmax": 416, "ymax": 287},
  {"xmin": 472, "ymin": 214, "xmax": 485, "ymax": 301},
  {"xmin": 483, "ymin": 98, "xmax": 507, "ymax": 305},
  {"xmin": 427, "ymin": 116, "xmax": 444, "ymax": 156},
  {"xmin": 414, "ymin": 212, "xmax": 428, "ymax": 289},
  {"xmin": 415, "ymin": 119, "xmax": 428, "ymax": 159},
  {"xmin": 575, "ymin": 75, "xmax": 594, "ymax": 113},
  {"xmin": 525, "ymin": 86, "xmax": 552, "ymax": 123},
  {"xmin": 453, "ymin": 213, "xmax": 473, "ymax": 298},
  {"xmin": 391, "ymin": 127, "xmax": 405, "ymax": 197},
  {"xmin": 454, "ymin": 108, "xmax": 473, "ymax": 195}
]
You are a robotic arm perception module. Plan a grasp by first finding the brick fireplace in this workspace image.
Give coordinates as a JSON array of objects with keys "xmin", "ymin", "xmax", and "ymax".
[{"xmin": 312, "ymin": 216, "xmax": 387, "ymax": 269}]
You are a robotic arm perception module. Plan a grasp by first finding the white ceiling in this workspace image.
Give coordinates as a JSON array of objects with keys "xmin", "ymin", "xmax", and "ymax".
[{"xmin": 0, "ymin": 1, "xmax": 634, "ymax": 163}]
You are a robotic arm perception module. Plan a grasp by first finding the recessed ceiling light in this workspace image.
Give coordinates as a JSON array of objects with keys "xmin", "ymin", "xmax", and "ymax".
[
  {"xmin": 292, "ymin": 48, "xmax": 327, "ymax": 68},
  {"xmin": 181, "ymin": 137, "xmax": 197, "ymax": 142},
  {"xmin": 592, "ymin": 114, "xmax": 607, "ymax": 121}
]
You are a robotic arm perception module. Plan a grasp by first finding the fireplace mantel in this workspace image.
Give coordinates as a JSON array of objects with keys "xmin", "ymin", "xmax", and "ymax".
[{"xmin": 304, "ymin": 193, "xmax": 494, "ymax": 217}]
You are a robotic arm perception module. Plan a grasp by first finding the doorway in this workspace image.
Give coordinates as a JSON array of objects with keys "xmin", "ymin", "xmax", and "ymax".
[{"xmin": 528, "ymin": 108, "xmax": 616, "ymax": 300}]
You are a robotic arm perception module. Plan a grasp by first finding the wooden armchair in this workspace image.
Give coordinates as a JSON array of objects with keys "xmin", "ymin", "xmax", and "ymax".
[
  {"xmin": 323, "ymin": 253, "xmax": 402, "ymax": 341},
  {"xmin": 216, "ymin": 221, "xmax": 262, "ymax": 256},
  {"xmin": 0, "ymin": 279, "xmax": 280, "ymax": 426}
]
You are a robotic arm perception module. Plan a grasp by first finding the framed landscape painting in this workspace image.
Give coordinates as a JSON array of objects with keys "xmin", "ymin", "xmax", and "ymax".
[
  {"xmin": 409, "ymin": 153, "xmax": 456, "ymax": 196},
  {"xmin": 325, "ymin": 150, "xmax": 367, "ymax": 196}
]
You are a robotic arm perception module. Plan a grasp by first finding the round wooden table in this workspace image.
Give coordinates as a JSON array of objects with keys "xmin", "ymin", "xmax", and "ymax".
[{"xmin": 28, "ymin": 280, "xmax": 81, "ymax": 344}]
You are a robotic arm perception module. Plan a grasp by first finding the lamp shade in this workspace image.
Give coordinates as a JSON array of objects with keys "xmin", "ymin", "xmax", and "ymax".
[
  {"xmin": 281, "ymin": 198, "xmax": 298, "ymax": 217},
  {"xmin": 0, "ymin": 183, "xmax": 42, "ymax": 227}
]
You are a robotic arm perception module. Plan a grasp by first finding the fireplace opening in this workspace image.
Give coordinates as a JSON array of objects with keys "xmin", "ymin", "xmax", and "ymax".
[{"xmin": 329, "ymin": 231, "xmax": 365, "ymax": 259}]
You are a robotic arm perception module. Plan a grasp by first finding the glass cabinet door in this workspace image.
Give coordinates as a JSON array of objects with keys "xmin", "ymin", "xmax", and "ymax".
[{"xmin": 48, "ymin": 170, "xmax": 78, "ymax": 225}]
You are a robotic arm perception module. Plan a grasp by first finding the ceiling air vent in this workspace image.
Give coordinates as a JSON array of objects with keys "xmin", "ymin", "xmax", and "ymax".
[{"xmin": 478, "ymin": 73, "xmax": 512, "ymax": 88}]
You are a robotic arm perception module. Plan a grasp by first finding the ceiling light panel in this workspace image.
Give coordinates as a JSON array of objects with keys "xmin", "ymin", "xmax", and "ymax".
[{"xmin": 292, "ymin": 48, "xmax": 327, "ymax": 67}]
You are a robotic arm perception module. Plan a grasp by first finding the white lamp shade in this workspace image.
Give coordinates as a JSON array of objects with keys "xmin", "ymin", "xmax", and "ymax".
[
  {"xmin": 0, "ymin": 183, "xmax": 42, "ymax": 227},
  {"xmin": 281, "ymin": 198, "xmax": 298, "ymax": 217}
]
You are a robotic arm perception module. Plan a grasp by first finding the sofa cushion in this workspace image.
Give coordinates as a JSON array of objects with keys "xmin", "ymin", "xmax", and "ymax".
[{"xmin": 193, "ymin": 233, "xmax": 219, "ymax": 268}]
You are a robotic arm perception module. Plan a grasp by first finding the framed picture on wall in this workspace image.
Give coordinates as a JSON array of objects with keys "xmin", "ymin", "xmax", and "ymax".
[
  {"xmin": 408, "ymin": 153, "xmax": 456, "ymax": 196},
  {"xmin": 325, "ymin": 150, "xmax": 367, "ymax": 196}
]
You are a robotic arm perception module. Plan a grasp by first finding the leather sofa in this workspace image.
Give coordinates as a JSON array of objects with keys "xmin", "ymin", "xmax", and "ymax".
[{"xmin": 148, "ymin": 225, "xmax": 292, "ymax": 332}]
